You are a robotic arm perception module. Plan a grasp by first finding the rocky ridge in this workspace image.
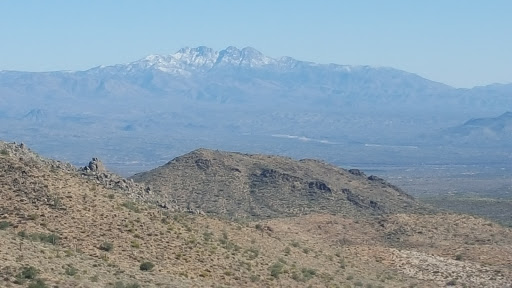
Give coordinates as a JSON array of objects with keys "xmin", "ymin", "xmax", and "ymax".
[{"xmin": 130, "ymin": 148, "xmax": 429, "ymax": 220}]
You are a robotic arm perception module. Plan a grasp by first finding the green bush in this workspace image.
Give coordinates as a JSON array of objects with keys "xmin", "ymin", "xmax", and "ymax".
[
  {"xmin": 0, "ymin": 148, "xmax": 9, "ymax": 156},
  {"xmin": 17, "ymin": 266, "xmax": 38, "ymax": 280},
  {"xmin": 0, "ymin": 220, "xmax": 11, "ymax": 230},
  {"xmin": 301, "ymin": 268, "xmax": 316, "ymax": 280},
  {"xmin": 269, "ymin": 262, "xmax": 285, "ymax": 279},
  {"xmin": 65, "ymin": 265, "xmax": 78, "ymax": 276},
  {"xmin": 139, "ymin": 261, "xmax": 155, "ymax": 271},
  {"xmin": 99, "ymin": 241, "xmax": 114, "ymax": 252}
]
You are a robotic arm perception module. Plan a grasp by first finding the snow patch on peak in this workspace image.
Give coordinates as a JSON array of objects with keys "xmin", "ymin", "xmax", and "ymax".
[{"xmin": 215, "ymin": 46, "xmax": 275, "ymax": 67}]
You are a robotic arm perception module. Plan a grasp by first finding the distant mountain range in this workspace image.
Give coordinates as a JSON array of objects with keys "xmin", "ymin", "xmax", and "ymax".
[
  {"xmin": 0, "ymin": 46, "xmax": 510, "ymax": 171},
  {"xmin": 439, "ymin": 112, "xmax": 512, "ymax": 146}
]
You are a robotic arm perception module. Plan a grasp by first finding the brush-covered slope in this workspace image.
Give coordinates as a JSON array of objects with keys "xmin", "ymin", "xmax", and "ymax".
[
  {"xmin": 1, "ymin": 141, "xmax": 512, "ymax": 287},
  {"xmin": 130, "ymin": 148, "xmax": 427, "ymax": 219}
]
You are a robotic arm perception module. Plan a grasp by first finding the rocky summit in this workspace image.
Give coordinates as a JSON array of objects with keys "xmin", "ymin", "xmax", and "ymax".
[{"xmin": 130, "ymin": 148, "xmax": 428, "ymax": 219}]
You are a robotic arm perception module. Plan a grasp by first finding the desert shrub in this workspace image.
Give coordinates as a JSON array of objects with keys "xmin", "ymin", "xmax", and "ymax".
[
  {"xmin": 35, "ymin": 233, "xmax": 59, "ymax": 245},
  {"xmin": 17, "ymin": 266, "xmax": 38, "ymax": 280},
  {"xmin": 283, "ymin": 246, "xmax": 291, "ymax": 255},
  {"xmin": 354, "ymin": 281, "xmax": 364, "ymax": 286},
  {"xmin": 291, "ymin": 240, "xmax": 300, "ymax": 247},
  {"xmin": 99, "ymin": 241, "xmax": 114, "ymax": 252},
  {"xmin": 18, "ymin": 231, "xmax": 60, "ymax": 245},
  {"xmin": 244, "ymin": 247, "xmax": 260, "ymax": 260},
  {"xmin": 122, "ymin": 201, "xmax": 140, "ymax": 213},
  {"xmin": 455, "ymin": 254, "xmax": 463, "ymax": 261},
  {"xmin": 131, "ymin": 240, "xmax": 140, "ymax": 248},
  {"xmin": 301, "ymin": 268, "xmax": 316, "ymax": 280},
  {"xmin": 0, "ymin": 148, "xmax": 9, "ymax": 156},
  {"xmin": 203, "ymin": 231, "xmax": 213, "ymax": 242},
  {"xmin": 139, "ymin": 261, "xmax": 154, "ymax": 271},
  {"xmin": 250, "ymin": 274, "xmax": 260, "ymax": 282},
  {"xmin": 89, "ymin": 274, "xmax": 99, "ymax": 282},
  {"xmin": 0, "ymin": 220, "xmax": 11, "ymax": 230},
  {"xmin": 65, "ymin": 265, "xmax": 78, "ymax": 276},
  {"xmin": 269, "ymin": 262, "xmax": 285, "ymax": 279},
  {"xmin": 28, "ymin": 279, "xmax": 48, "ymax": 288},
  {"xmin": 446, "ymin": 279, "xmax": 457, "ymax": 286}
]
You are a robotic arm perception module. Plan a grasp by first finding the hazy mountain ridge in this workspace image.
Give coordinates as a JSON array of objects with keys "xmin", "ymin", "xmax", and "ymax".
[
  {"xmin": 436, "ymin": 111, "xmax": 512, "ymax": 146},
  {"xmin": 0, "ymin": 46, "xmax": 511, "ymax": 173}
]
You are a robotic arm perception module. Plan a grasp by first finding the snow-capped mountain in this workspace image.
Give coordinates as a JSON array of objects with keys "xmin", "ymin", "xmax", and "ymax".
[{"xmin": 0, "ymin": 46, "xmax": 511, "ymax": 170}]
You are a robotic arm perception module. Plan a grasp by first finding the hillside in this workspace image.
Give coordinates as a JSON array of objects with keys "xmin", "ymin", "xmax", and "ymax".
[
  {"xmin": 1, "ymin": 141, "xmax": 512, "ymax": 287},
  {"xmin": 130, "ymin": 149, "xmax": 427, "ymax": 220}
]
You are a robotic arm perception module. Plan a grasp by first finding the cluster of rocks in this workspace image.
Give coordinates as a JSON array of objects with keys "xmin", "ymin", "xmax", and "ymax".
[
  {"xmin": 79, "ymin": 157, "xmax": 151, "ymax": 200},
  {"xmin": 78, "ymin": 157, "xmax": 198, "ymax": 214},
  {"xmin": 0, "ymin": 141, "xmax": 76, "ymax": 172}
]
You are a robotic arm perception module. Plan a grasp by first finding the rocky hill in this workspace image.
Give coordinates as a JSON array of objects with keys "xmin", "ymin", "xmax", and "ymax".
[
  {"xmin": 129, "ymin": 148, "xmax": 427, "ymax": 220},
  {"xmin": 1, "ymin": 141, "xmax": 512, "ymax": 287}
]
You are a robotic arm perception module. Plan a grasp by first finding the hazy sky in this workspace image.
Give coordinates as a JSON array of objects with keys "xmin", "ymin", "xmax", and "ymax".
[{"xmin": 1, "ymin": 0, "xmax": 510, "ymax": 88}]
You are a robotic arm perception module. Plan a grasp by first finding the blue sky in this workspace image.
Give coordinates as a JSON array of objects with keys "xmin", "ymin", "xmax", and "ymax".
[{"xmin": 1, "ymin": 0, "xmax": 510, "ymax": 88}]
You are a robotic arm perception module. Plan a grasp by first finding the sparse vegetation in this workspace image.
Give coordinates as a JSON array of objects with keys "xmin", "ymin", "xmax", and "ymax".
[
  {"xmin": 64, "ymin": 265, "xmax": 78, "ymax": 276},
  {"xmin": 139, "ymin": 261, "xmax": 155, "ymax": 271},
  {"xmin": 301, "ymin": 267, "xmax": 316, "ymax": 281},
  {"xmin": 269, "ymin": 262, "xmax": 285, "ymax": 279},
  {"xmin": 17, "ymin": 266, "xmax": 38, "ymax": 281},
  {"xmin": 27, "ymin": 279, "xmax": 48, "ymax": 288},
  {"xmin": 1, "ymin": 142, "xmax": 512, "ymax": 287},
  {"xmin": 17, "ymin": 231, "xmax": 59, "ymax": 245},
  {"xmin": 122, "ymin": 201, "xmax": 140, "ymax": 213},
  {"xmin": 0, "ymin": 220, "xmax": 11, "ymax": 230},
  {"xmin": 131, "ymin": 240, "xmax": 140, "ymax": 248},
  {"xmin": 244, "ymin": 247, "xmax": 260, "ymax": 260},
  {"xmin": 99, "ymin": 241, "xmax": 114, "ymax": 252}
]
